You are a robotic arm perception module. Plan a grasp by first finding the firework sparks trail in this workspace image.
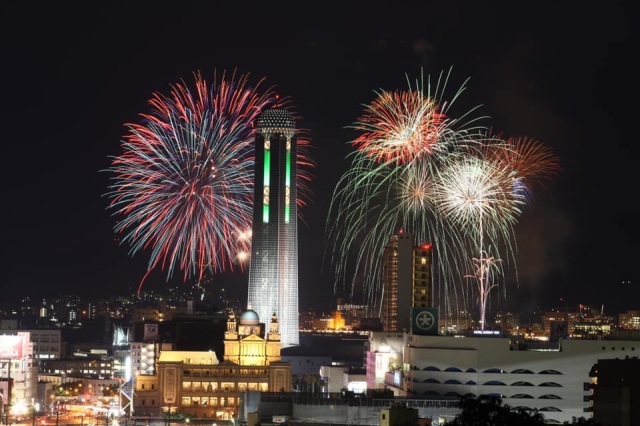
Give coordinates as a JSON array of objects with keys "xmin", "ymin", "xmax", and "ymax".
[
  {"xmin": 464, "ymin": 252, "xmax": 503, "ymax": 330},
  {"xmin": 434, "ymin": 153, "xmax": 525, "ymax": 246},
  {"xmin": 351, "ymin": 89, "xmax": 447, "ymax": 165},
  {"xmin": 487, "ymin": 134, "xmax": 561, "ymax": 203},
  {"xmin": 434, "ymin": 129, "xmax": 560, "ymax": 328},
  {"xmin": 325, "ymin": 68, "xmax": 489, "ymax": 319},
  {"xmin": 327, "ymin": 67, "xmax": 561, "ymax": 328},
  {"xmin": 433, "ymin": 152, "xmax": 525, "ymax": 329},
  {"xmin": 104, "ymin": 69, "xmax": 314, "ymax": 293}
]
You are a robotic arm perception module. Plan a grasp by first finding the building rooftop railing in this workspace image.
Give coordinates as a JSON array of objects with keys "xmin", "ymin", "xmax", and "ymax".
[{"xmin": 259, "ymin": 392, "xmax": 460, "ymax": 409}]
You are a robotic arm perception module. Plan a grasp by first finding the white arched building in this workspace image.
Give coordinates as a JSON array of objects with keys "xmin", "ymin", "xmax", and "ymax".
[{"xmin": 369, "ymin": 332, "xmax": 640, "ymax": 424}]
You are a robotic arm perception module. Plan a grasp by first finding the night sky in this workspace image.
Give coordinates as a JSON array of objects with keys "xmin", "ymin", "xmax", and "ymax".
[{"xmin": 4, "ymin": 2, "xmax": 637, "ymax": 316}]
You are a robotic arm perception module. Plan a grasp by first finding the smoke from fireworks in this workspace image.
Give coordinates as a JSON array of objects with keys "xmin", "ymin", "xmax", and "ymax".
[{"xmin": 104, "ymin": 69, "xmax": 314, "ymax": 292}]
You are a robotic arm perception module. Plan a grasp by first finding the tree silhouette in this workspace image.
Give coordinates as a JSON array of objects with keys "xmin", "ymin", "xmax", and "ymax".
[{"xmin": 448, "ymin": 395, "xmax": 544, "ymax": 426}]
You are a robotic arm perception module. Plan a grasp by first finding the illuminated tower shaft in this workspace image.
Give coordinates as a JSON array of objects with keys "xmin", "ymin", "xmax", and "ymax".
[{"xmin": 247, "ymin": 109, "xmax": 299, "ymax": 348}]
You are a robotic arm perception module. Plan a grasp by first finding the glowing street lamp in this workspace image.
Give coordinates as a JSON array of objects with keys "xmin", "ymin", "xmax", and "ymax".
[{"xmin": 32, "ymin": 402, "xmax": 40, "ymax": 426}]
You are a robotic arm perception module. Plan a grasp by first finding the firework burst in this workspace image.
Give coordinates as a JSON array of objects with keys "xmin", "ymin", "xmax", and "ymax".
[
  {"xmin": 327, "ymin": 68, "xmax": 560, "ymax": 329},
  {"xmin": 104, "ymin": 69, "xmax": 314, "ymax": 291},
  {"xmin": 433, "ymin": 153, "xmax": 525, "ymax": 240},
  {"xmin": 350, "ymin": 68, "xmax": 484, "ymax": 167},
  {"xmin": 351, "ymin": 89, "xmax": 446, "ymax": 165},
  {"xmin": 488, "ymin": 135, "xmax": 561, "ymax": 203},
  {"xmin": 326, "ymin": 68, "xmax": 488, "ymax": 316},
  {"xmin": 433, "ymin": 151, "xmax": 525, "ymax": 328}
]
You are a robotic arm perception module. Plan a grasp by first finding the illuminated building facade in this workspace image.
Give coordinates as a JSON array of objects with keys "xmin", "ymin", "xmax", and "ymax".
[
  {"xmin": 618, "ymin": 310, "xmax": 640, "ymax": 330},
  {"xmin": 247, "ymin": 109, "xmax": 299, "ymax": 348},
  {"xmin": 366, "ymin": 332, "xmax": 404, "ymax": 390},
  {"xmin": 380, "ymin": 334, "xmax": 640, "ymax": 424},
  {"xmin": 130, "ymin": 342, "xmax": 158, "ymax": 376},
  {"xmin": 223, "ymin": 310, "xmax": 282, "ymax": 366},
  {"xmin": 335, "ymin": 301, "xmax": 368, "ymax": 330},
  {"xmin": 381, "ymin": 231, "xmax": 433, "ymax": 332},
  {"xmin": 0, "ymin": 333, "xmax": 37, "ymax": 418},
  {"xmin": 13, "ymin": 329, "xmax": 62, "ymax": 363},
  {"xmin": 136, "ymin": 310, "xmax": 291, "ymax": 420}
]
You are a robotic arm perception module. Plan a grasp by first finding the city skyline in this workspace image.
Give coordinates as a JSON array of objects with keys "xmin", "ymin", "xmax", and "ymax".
[{"xmin": 4, "ymin": 3, "xmax": 637, "ymax": 317}]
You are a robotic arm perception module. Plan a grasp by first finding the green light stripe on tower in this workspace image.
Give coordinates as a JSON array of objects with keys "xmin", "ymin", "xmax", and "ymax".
[
  {"xmin": 285, "ymin": 147, "xmax": 291, "ymax": 223},
  {"xmin": 263, "ymin": 148, "xmax": 270, "ymax": 223}
]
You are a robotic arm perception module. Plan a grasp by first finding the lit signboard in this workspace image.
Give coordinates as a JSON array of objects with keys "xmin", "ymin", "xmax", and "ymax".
[
  {"xmin": 0, "ymin": 335, "xmax": 24, "ymax": 359},
  {"xmin": 410, "ymin": 307, "xmax": 439, "ymax": 336}
]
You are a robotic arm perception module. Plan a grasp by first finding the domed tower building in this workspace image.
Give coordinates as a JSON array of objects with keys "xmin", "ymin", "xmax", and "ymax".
[
  {"xmin": 224, "ymin": 309, "xmax": 281, "ymax": 366},
  {"xmin": 149, "ymin": 309, "xmax": 292, "ymax": 422},
  {"xmin": 247, "ymin": 108, "xmax": 300, "ymax": 348}
]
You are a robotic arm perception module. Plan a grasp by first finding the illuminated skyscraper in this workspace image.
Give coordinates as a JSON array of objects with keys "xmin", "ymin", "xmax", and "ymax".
[
  {"xmin": 381, "ymin": 231, "xmax": 433, "ymax": 332},
  {"xmin": 247, "ymin": 109, "xmax": 299, "ymax": 348}
]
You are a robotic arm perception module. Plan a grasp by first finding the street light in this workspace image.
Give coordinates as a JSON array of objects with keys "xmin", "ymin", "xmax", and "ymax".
[
  {"xmin": 32, "ymin": 403, "xmax": 40, "ymax": 426},
  {"xmin": 165, "ymin": 405, "xmax": 171, "ymax": 426}
]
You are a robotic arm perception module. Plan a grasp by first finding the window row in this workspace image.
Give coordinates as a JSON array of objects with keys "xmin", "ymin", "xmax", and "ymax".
[
  {"xmin": 182, "ymin": 381, "xmax": 268, "ymax": 392},
  {"xmin": 410, "ymin": 366, "xmax": 562, "ymax": 374},
  {"xmin": 410, "ymin": 378, "xmax": 562, "ymax": 387},
  {"xmin": 181, "ymin": 396, "xmax": 236, "ymax": 407},
  {"xmin": 183, "ymin": 368, "xmax": 268, "ymax": 376}
]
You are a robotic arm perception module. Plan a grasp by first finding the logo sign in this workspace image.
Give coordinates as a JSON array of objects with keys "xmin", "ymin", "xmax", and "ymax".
[
  {"xmin": 144, "ymin": 323, "xmax": 159, "ymax": 341},
  {"xmin": 410, "ymin": 307, "xmax": 439, "ymax": 336},
  {"xmin": 0, "ymin": 335, "xmax": 24, "ymax": 359}
]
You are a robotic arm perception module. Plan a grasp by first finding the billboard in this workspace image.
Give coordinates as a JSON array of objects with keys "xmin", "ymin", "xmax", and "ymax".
[
  {"xmin": 0, "ymin": 335, "xmax": 24, "ymax": 359},
  {"xmin": 144, "ymin": 323, "xmax": 159, "ymax": 341}
]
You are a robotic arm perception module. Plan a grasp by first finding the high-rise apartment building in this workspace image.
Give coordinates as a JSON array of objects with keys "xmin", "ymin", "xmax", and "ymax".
[
  {"xmin": 381, "ymin": 231, "xmax": 432, "ymax": 332},
  {"xmin": 247, "ymin": 109, "xmax": 299, "ymax": 348}
]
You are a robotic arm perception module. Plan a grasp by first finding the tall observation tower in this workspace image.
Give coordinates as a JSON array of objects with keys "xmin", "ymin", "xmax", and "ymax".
[{"xmin": 247, "ymin": 108, "xmax": 299, "ymax": 348}]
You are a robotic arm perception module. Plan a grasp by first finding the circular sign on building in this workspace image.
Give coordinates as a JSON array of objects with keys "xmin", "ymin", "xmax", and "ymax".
[{"xmin": 410, "ymin": 307, "xmax": 439, "ymax": 335}]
